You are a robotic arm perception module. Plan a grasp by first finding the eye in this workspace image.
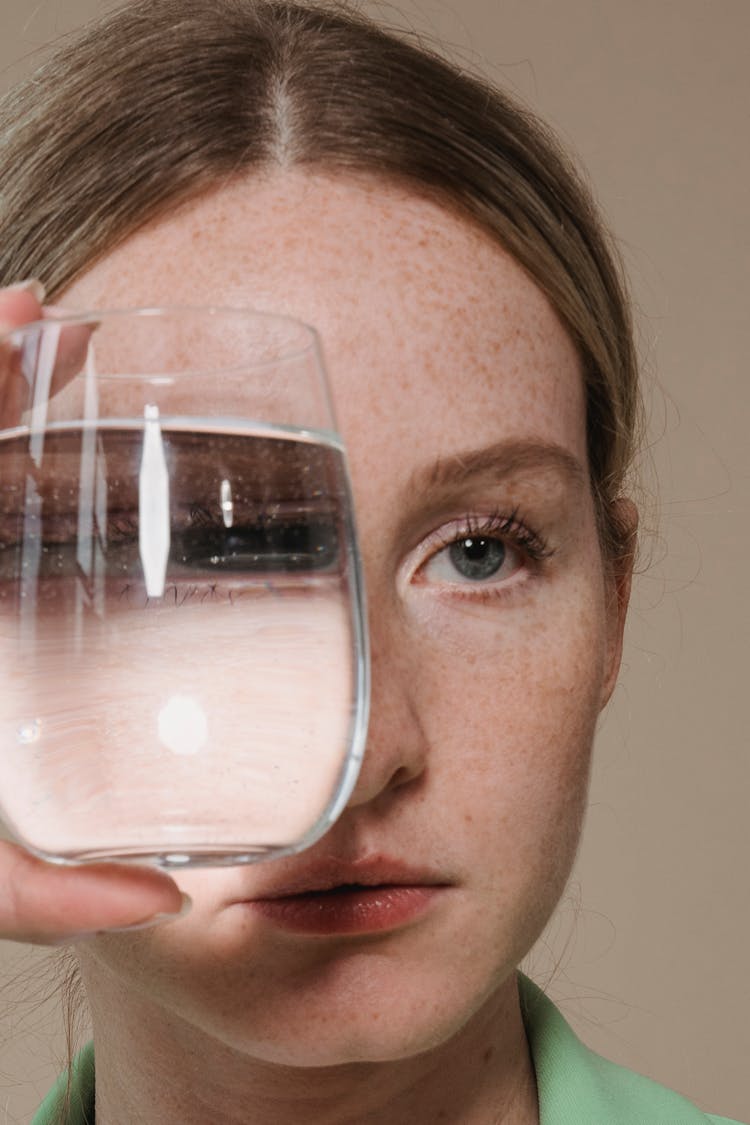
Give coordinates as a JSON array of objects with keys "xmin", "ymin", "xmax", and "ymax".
[
  {"xmin": 423, "ymin": 534, "xmax": 523, "ymax": 586},
  {"xmin": 171, "ymin": 517, "xmax": 340, "ymax": 573},
  {"xmin": 412, "ymin": 509, "xmax": 553, "ymax": 597}
]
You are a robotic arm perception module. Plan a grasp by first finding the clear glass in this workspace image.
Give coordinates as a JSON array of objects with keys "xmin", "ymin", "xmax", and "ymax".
[{"xmin": 0, "ymin": 307, "xmax": 369, "ymax": 867}]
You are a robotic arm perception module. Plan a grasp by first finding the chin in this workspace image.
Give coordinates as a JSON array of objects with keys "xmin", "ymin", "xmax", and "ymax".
[
  {"xmin": 213, "ymin": 1004, "xmax": 485, "ymax": 1069},
  {"xmin": 170, "ymin": 939, "xmax": 520, "ymax": 1070}
]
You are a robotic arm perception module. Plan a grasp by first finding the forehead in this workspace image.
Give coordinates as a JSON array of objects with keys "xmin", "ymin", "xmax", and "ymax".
[{"xmin": 63, "ymin": 171, "xmax": 587, "ymax": 471}]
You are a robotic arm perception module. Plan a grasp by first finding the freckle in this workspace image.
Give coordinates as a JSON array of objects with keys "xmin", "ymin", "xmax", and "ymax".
[
  {"xmin": 483, "ymin": 1046, "xmax": 494, "ymax": 1064},
  {"xmin": 463, "ymin": 812, "xmax": 474, "ymax": 826}
]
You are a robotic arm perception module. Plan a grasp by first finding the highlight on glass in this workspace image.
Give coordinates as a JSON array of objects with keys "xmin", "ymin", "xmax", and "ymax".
[{"xmin": 0, "ymin": 307, "xmax": 369, "ymax": 867}]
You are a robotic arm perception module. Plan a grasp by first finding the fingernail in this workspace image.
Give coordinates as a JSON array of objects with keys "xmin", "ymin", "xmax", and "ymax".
[
  {"xmin": 4, "ymin": 278, "xmax": 47, "ymax": 304},
  {"xmin": 102, "ymin": 893, "xmax": 193, "ymax": 934}
]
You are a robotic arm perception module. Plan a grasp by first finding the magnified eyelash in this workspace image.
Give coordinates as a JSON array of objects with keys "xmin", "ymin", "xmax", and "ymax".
[
  {"xmin": 433, "ymin": 506, "xmax": 554, "ymax": 561},
  {"xmin": 107, "ymin": 512, "xmax": 138, "ymax": 539},
  {"xmin": 187, "ymin": 503, "xmax": 220, "ymax": 529},
  {"xmin": 118, "ymin": 582, "xmax": 232, "ymax": 606}
]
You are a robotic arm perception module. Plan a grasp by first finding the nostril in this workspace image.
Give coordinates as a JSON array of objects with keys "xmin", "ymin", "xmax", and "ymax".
[{"xmin": 389, "ymin": 764, "xmax": 422, "ymax": 789}]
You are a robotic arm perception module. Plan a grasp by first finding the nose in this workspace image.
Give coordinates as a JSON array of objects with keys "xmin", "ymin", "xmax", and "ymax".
[{"xmin": 344, "ymin": 611, "xmax": 429, "ymax": 810}]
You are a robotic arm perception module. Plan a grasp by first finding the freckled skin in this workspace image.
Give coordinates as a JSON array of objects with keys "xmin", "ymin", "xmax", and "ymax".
[{"xmin": 67, "ymin": 170, "xmax": 632, "ymax": 1125}]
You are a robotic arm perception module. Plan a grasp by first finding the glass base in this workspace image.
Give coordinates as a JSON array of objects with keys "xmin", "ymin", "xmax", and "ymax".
[{"xmin": 26, "ymin": 841, "xmax": 294, "ymax": 868}]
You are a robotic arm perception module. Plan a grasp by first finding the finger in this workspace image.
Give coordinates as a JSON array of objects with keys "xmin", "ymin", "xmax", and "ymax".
[
  {"xmin": 0, "ymin": 841, "xmax": 188, "ymax": 946},
  {"xmin": 0, "ymin": 281, "xmax": 46, "ymax": 332},
  {"xmin": 0, "ymin": 292, "xmax": 93, "ymax": 428},
  {"xmin": 0, "ymin": 282, "xmax": 47, "ymax": 425}
]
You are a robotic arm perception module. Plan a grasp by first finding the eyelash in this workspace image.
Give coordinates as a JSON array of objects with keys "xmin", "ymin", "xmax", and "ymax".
[
  {"xmin": 11, "ymin": 507, "xmax": 553, "ymax": 607},
  {"xmin": 416, "ymin": 507, "xmax": 554, "ymax": 600}
]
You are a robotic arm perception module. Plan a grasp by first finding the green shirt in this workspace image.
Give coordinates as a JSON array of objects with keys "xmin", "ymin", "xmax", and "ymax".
[{"xmin": 33, "ymin": 974, "xmax": 746, "ymax": 1124}]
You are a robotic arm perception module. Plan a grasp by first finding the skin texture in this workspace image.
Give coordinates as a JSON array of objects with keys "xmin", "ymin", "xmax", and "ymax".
[{"xmin": 56, "ymin": 170, "xmax": 633, "ymax": 1125}]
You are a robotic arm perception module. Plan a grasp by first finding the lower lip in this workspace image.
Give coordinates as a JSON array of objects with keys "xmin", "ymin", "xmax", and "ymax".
[{"xmin": 248, "ymin": 885, "xmax": 443, "ymax": 936}]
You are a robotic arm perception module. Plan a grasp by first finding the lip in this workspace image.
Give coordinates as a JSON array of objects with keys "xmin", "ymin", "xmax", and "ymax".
[{"xmin": 234, "ymin": 855, "xmax": 451, "ymax": 937}]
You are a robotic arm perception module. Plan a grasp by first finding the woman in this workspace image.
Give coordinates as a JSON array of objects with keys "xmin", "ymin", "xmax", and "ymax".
[{"xmin": 0, "ymin": 2, "xmax": 743, "ymax": 1122}]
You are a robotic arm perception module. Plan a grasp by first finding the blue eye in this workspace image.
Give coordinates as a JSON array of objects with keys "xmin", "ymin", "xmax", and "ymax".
[
  {"xmin": 417, "ymin": 509, "xmax": 553, "ymax": 594},
  {"xmin": 424, "ymin": 535, "xmax": 523, "ymax": 586},
  {"xmin": 448, "ymin": 537, "xmax": 507, "ymax": 581},
  {"xmin": 171, "ymin": 518, "xmax": 340, "ymax": 573}
]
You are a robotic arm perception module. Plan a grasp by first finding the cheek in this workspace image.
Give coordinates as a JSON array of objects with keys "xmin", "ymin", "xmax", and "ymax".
[
  {"xmin": 407, "ymin": 588, "xmax": 604, "ymax": 966},
  {"xmin": 408, "ymin": 571, "xmax": 607, "ymax": 882}
]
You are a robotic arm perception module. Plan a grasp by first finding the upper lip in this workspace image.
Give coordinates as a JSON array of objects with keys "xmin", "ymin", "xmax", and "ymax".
[{"xmin": 241, "ymin": 855, "xmax": 451, "ymax": 901}]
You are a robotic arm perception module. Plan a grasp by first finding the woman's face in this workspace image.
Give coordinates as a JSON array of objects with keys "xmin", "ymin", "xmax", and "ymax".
[{"xmin": 67, "ymin": 171, "xmax": 630, "ymax": 1066}]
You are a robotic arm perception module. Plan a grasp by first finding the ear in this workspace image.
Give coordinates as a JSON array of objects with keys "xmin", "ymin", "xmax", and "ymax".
[{"xmin": 599, "ymin": 498, "xmax": 638, "ymax": 711}]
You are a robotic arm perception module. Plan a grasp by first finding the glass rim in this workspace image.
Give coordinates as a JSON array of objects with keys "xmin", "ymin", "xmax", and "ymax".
[{"xmin": 0, "ymin": 303, "xmax": 323, "ymax": 370}]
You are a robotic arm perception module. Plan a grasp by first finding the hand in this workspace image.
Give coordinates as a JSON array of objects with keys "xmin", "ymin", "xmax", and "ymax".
[
  {"xmin": 0, "ymin": 281, "xmax": 187, "ymax": 945},
  {"xmin": 0, "ymin": 840, "xmax": 189, "ymax": 945}
]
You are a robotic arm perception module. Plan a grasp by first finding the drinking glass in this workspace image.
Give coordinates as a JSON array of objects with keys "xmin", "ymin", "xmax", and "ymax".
[{"xmin": 0, "ymin": 307, "xmax": 368, "ymax": 867}]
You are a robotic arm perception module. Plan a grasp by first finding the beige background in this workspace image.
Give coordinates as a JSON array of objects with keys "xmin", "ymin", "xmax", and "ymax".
[{"xmin": 0, "ymin": 1, "xmax": 748, "ymax": 1121}]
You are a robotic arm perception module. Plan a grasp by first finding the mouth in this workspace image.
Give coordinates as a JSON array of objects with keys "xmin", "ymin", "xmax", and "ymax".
[{"xmin": 236, "ymin": 857, "xmax": 451, "ymax": 937}]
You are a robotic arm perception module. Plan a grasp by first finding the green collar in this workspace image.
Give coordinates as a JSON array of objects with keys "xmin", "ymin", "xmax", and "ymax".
[{"xmin": 519, "ymin": 975, "xmax": 737, "ymax": 1123}]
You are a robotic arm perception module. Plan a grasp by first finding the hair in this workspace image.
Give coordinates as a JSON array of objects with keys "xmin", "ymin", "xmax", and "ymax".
[
  {"xmin": 0, "ymin": 0, "xmax": 640, "ymax": 562},
  {"xmin": 0, "ymin": 1, "xmax": 639, "ymax": 1117}
]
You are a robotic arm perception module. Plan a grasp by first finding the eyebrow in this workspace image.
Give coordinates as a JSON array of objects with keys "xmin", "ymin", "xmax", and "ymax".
[{"xmin": 409, "ymin": 439, "xmax": 588, "ymax": 495}]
